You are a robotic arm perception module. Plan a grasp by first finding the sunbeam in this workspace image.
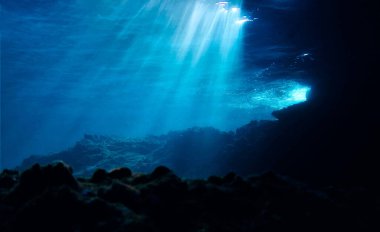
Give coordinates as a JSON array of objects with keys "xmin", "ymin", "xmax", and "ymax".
[{"xmin": 1, "ymin": 0, "xmax": 311, "ymax": 167}]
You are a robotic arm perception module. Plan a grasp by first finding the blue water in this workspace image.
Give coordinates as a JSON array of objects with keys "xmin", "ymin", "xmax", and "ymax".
[{"xmin": 1, "ymin": 0, "xmax": 313, "ymax": 168}]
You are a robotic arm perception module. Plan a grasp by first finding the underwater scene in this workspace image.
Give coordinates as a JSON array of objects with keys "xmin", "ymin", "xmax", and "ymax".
[
  {"xmin": 1, "ymin": 0, "xmax": 378, "ymax": 231},
  {"xmin": 1, "ymin": 0, "xmax": 313, "ymax": 169}
]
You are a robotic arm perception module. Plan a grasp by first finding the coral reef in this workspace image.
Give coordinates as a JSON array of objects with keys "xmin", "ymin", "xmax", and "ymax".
[{"xmin": 1, "ymin": 162, "xmax": 377, "ymax": 232}]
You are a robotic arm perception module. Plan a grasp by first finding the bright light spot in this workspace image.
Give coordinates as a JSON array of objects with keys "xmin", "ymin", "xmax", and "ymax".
[
  {"xmin": 236, "ymin": 17, "xmax": 253, "ymax": 25},
  {"xmin": 216, "ymin": 1, "xmax": 229, "ymax": 9},
  {"xmin": 216, "ymin": 1, "xmax": 229, "ymax": 6},
  {"xmin": 216, "ymin": 1, "xmax": 229, "ymax": 12},
  {"xmin": 288, "ymin": 87, "xmax": 311, "ymax": 102},
  {"xmin": 302, "ymin": 53, "xmax": 310, "ymax": 57},
  {"xmin": 231, "ymin": 7, "xmax": 240, "ymax": 12},
  {"xmin": 232, "ymin": 81, "xmax": 311, "ymax": 111}
]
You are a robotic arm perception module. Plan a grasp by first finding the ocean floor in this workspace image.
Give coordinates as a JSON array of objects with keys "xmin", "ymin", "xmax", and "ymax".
[{"xmin": 0, "ymin": 162, "xmax": 377, "ymax": 232}]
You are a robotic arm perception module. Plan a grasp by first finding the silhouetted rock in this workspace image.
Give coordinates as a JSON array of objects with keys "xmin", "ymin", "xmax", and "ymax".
[
  {"xmin": 140, "ymin": 170, "xmax": 187, "ymax": 202},
  {"xmin": 5, "ymin": 162, "xmax": 79, "ymax": 205},
  {"xmin": 0, "ymin": 163, "xmax": 377, "ymax": 232},
  {"xmin": 19, "ymin": 162, "xmax": 78, "ymax": 189},
  {"xmin": 108, "ymin": 167, "xmax": 132, "ymax": 179},
  {"xmin": 150, "ymin": 166, "xmax": 171, "ymax": 179},
  {"xmin": 9, "ymin": 185, "xmax": 138, "ymax": 232},
  {"xmin": 91, "ymin": 169, "xmax": 108, "ymax": 183},
  {"xmin": 207, "ymin": 175, "xmax": 223, "ymax": 185},
  {"xmin": 0, "ymin": 170, "xmax": 19, "ymax": 189},
  {"xmin": 99, "ymin": 181, "xmax": 141, "ymax": 211}
]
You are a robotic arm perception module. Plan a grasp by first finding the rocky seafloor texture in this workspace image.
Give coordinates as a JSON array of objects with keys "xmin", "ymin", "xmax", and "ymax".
[
  {"xmin": 19, "ymin": 124, "xmax": 268, "ymax": 178},
  {"xmin": 1, "ymin": 162, "xmax": 377, "ymax": 232}
]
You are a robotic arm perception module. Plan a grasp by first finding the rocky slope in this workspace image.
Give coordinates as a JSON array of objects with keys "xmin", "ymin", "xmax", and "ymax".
[{"xmin": 1, "ymin": 162, "xmax": 377, "ymax": 232}]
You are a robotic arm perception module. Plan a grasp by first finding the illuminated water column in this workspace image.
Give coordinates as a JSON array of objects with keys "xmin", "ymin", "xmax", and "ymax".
[
  {"xmin": 135, "ymin": 0, "xmax": 247, "ymax": 132},
  {"xmin": 26, "ymin": 0, "xmax": 250, "ymax": 136}
]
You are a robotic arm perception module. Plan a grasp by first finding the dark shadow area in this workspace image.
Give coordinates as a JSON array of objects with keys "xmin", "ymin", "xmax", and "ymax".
[{"xmin": 1, "ymin": 162, "xmax": 377, "ymax": 231}]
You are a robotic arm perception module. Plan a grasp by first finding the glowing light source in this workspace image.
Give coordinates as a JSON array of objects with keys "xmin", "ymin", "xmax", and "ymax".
[
  {"xmin": 288, "ymin": 87, "xmax": 311, "ymax": 102},
  {"xmin": 235, "ymin": 16, "xmax": 253, "ymax": 25},
  {"xmin": 216, "ymin": 2, "xmax": 229, "ymax": 6},
  {"xmin": 231, "ymin": 7, "xmax": 240, "ymax": 12}
]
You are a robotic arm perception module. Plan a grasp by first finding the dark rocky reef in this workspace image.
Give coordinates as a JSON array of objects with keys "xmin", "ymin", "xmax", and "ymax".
[
  {"xmin": 18, "ymin": 114, "xmax": 377, "ymax": 189},
  {"xmin": 19, "ymin": 127, "xmax": 239, "ymax": 178},
  {"xmin": 20, "ymin": 134, "xmax": 166, "ymax": 176},
  {"xmin": 1, "ymin": 162, "xmax": 377, "ymax": 232}
]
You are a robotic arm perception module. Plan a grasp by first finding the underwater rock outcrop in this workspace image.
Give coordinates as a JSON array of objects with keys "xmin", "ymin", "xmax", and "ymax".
[
  {"xmin": 0, "ymin": 162, "xmax": 376, "ymax": 232},
  {"xmin": 20, "ymin": 134, "xmax": 166, "ymax": 176},
  {"xmin": 18, "ymin": 115, "xmax": 377, "ymax": 188},
  {"xmin": 19, "ymin": 127, "xmax": 241, "ymax": 178}
]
